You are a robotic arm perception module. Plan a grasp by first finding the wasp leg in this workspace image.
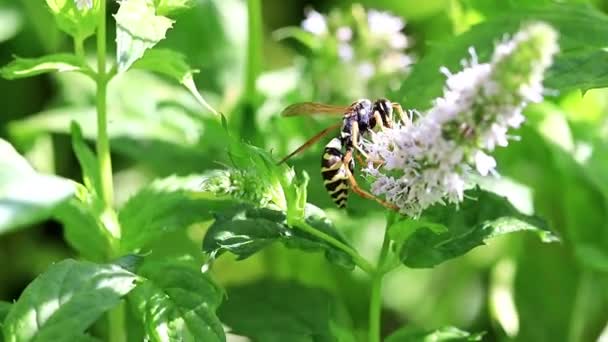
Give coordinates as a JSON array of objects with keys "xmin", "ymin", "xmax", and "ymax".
[
  {"xmin": 373, "ymin": 111, "xmax": 386, "ymax": 130},
  {"xmin": 343, "ymin": 151, "xmax": 399, "ymax": 211},
  {"xmin": 392, "ymin": 103, "xmax": 409, "ymax": 126}
]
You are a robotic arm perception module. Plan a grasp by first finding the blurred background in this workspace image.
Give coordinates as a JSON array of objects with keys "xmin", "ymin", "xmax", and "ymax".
[{"xmin": 1, "ymin": 0, "xmax": 608, "ymax": 341}]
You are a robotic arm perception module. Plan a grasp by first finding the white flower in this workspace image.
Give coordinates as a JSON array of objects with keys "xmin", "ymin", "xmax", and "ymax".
[
  {"xmin": 302, "ymin": 9, "xmax": 327, "ymax": 36},
  {"xmin": 367, "ymin": 10, "xmax": 405, "ymax": 35},
  {"xmin": 338, "ymin": 43, "xmax": 354, "ymax": 61},
  {"xmin": 336, "ymin": 26, "xmax": 353, "ymax": 41},
  {"xmin": 363, "ymin": 22, "xmax": 559, "ymax": 216}
]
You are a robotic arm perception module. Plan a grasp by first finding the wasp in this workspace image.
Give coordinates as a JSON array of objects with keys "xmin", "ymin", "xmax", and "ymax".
[{"xmin": 278, "ymin": 98, "xmax": 407, "ymax": 211}]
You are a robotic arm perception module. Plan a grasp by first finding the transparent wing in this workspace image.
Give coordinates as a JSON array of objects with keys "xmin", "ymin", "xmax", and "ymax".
[
  {"xmin": 277, "ymin": 122, "xmax": 342, "ymax": 164},
  {"xmin": 281, "ymin": 102, "xmax": 351, "ymax": 117}
]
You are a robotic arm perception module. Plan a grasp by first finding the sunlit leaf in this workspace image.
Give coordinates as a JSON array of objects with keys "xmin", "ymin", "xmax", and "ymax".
[
  {"xmin": 45, "ymin": 0, "xmax": 98, "ymax": 40},
  {"xmin": 133, "ymin": 49, "xmax": 217, "ymax": 114},
  {"xmin": 202, "ymin": 203, "xmax": 355, "ymax": 269},
  {"xmin": 218, "ymin": 279, "xmax": 354, "ymax": 341},
  {"xmin": 386, "ymin": 326, "xmax": 483, "ymax": 342},
  {"xmin": 130, "ymin": 262, "xmax": 224, "ymax": 341},
  {"xmin": 153, "ymin": 0, "xmax": 193, "ymax": 16},
  {"xmin": 3, "ymin": 259, "xmax": 138, "ymax": 342},
  {"xmin": 0, "ymin": 54, "xmax": 90, "ymax": 80},
  {"xmin": 114, "ymin": 0, "xmax": 174, "ymax": 72},
  {"xmin": 0, "ymin": 301, "xmax": 10, "ymax": 327},
  {"xmin": 398, "ymin": 189, "xmax": 556, "ymax": 268},
  {"xmin": 0, "ymin": 7, "xmax": 22, "ymax": 43},
  {"xmin": 397, "ymin": 3, "xmax": 608, "ymax": 110},
  {"xmin": 0, "ymin": 139, "xmax": 76, "ymax": 234}
]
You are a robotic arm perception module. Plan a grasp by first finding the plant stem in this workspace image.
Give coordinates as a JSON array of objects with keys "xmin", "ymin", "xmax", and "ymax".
[
  {"xmin": 568, "ymin": 270, "xmax": 593, "ymax": 342},
  {"xmin": 96, "ymin": 0, "xmax": 113, "ymax": 209},
  {"xmin": 369, "ymin": 216, "xmax": 393, "ymax": 342},
  {"xmin": 74, "ymin": 36, "xmax": 85, "ymax": 59},
  {"xmin": 294, "ymin": 219, "xmax": 374, "ymax": 274},
  {"xmin": 240, "ymin": 0, "xmax": 263, "ymax": 143},
  {"xmin": 96, "ymin": 1, "xmax": 123, "ymax": 341}
]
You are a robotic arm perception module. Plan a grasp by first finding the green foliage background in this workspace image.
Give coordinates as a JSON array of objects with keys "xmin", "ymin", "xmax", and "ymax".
[{"xmin": 0, "ymin": 0, "xmax": 608, "ymax": 341}]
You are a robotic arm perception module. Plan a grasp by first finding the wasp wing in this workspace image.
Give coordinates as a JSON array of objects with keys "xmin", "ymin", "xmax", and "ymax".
[
  {"xmin": 281, "ymin": 102, "xmax": 351, "ymax": 117},
  {"xmin": 277, "ymin": 122, "xmax": 342, "ymax": 164}
]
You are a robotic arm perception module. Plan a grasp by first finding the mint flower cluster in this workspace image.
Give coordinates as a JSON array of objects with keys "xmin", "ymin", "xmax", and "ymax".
[
  {"xmin": 297, "ymin": 5, "xmax": 414, "ymax": 100},
  {"xmin": 363, "ymin": 23, "xmax": 559, "ymax": 216}
]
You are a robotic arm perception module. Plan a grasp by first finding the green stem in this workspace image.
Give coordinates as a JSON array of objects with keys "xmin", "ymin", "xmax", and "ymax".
[
  {"xmin": 241, "ymin": 0, "xmax": 263, "ymax": 142},
  {"xmin": 96, "ymin": 2, "xmax": 122, "ymax": 341},
  {"xmin": 96, "ymin": 0, "xmax": 114, "ymax": 209},
  {"xmin": 74, "ymin": 36, "xmax": 85, "ymax": 59},
  {"xmin": 294, "ymin": 219, "xmax": 374, "ymax": 274},
  {"xmin": 568, "ymin": 270, "xmax": 593, "ymax": 342},
  {"xmin": 369, "ymin": 224, "xmax": 391, "ymax": 342}
]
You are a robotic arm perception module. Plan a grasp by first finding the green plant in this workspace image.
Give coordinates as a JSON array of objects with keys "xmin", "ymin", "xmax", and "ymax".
[{"xmin": 1, "ymin": 0, "xmax": 608, "ymax": 341}]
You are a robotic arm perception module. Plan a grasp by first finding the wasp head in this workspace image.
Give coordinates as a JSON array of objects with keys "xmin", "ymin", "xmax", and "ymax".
[{"xmin": 374, "ymin": 98, "xmax": 394, "ymax": 129}]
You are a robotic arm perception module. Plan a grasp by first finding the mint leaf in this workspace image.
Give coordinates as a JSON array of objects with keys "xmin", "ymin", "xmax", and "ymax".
[
  {"xmin": 1, "ymin": 54, "xmax": 90, "ymax": 80},
  {"xmin": 129, "ymin": 262, "xmax": 224, "ymax": 341},
  {"xmin": 202, "ymin": 203, "xmax": 355, "ymax": 269},
  {"xmin": 386, "ymin": 326, "xmax": 483, "ymax": 342},
  {"xmin": 118, "ymin": 174, "xmax": 235, "ymax": 253},
  {"xmin": 0, "ymin": 139, "xmax": 76, "ymax": 234},
  {"xmin": 218, "ymin": 279, "xmax": 354, "ymax": 341},
  {"xmin": 133, "ymin": 49, "xmax": 217, "ymax": 114},
  {"xmin": 3, "ymin": 259, "xmax": 138, "ymax": 342},
  {"xmin": 0, "ymin": 301, "xmax": 10, "ymax": 328},
  {"xmin": 45, "ymin": 0, "xmax": 98, "ymax": 40},
  {"xmin": 54, "ymin": 190, "xmax": 111, "ymax": 262},
  {"xmin": 153, "ymin": 0, "xmax": 193, "ymax": 16},
  {"xmin": 70, "ymin": 122, "xmax": 102, "ymax": 196},
  {"xmin": 399, "ymin": 189, "xmax": 556, "ymax": 268},
  {"xmin": 114, "ymin": 0, "xmax": 174, "ymax": 72}
]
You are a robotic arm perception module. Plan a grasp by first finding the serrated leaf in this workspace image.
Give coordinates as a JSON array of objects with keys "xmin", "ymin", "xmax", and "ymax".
[
  {"xmin": 396, "ymin": 3, "xmax": 608, "ymax": 110},
  {"xmin": 118, "ymin": 174, "xmax": 236, "ymax": 253},
  {"xmin": 133, "ymin": 49, "xmax": 218, "ymax": 114},
  {"xmin": 399, "ymin": 189, "xmax": 556, "ymax": 268},
  {"xmin": 218, "ymin": 279, "xmax": 353, "ymax": 341},
  {"xmin": 202, "ymin": 203, "xmax": 355, "ymax": 269},
  {"xmin": 386, "ymin": 326, "xmax": 483, "ymax": 342},
  {"xmin": 129, "ymin": 262, "xmax": 225, "ymax": 342},
  {"xmin": 54, "ymin": 191, "xmax": 110, "ymax": 262},
  {"xmin": 45, "ymin": 0, "xmax": 98, "ymax": 39},
  {"xmin": 0, "ymin": 139, "xmax": 76, "ymax": 234},
  {"xmin": 115, "ymin": 0, "xmax": 174, "ymax": 72},
  {"xmin": 153, "ymin": 0, "xmax": 193, "ymax": 16},
  {"xmin": 3, "ymin": 259, "xmax": 138, "ymax": 342},
  {"xmin": 1, "ymin": 54, "xmax": 90, "ymax": 80}
]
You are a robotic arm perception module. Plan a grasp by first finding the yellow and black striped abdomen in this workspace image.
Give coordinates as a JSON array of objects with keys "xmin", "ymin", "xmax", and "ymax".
[{"xmin": 321, "ymin": 138, "xmax": 352, "ymax": 208}]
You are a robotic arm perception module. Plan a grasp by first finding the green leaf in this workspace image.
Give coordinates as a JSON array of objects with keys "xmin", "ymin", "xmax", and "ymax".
[
  {"xmin": 45, "ymin": 0, "xmax": 98, "ymax": 40},
  {"xmin": 398, "ymin": 189, "xmax": 556, "ymax": 268},
  {"xmin": 218, "ymin": 279, "xmax": 354, "ymax": 341},
  {"xmin": 129, "ymin": 262, "xmax": 225, "ymax": 342},
  {"xmin": 0, "ymin": 301, "xmax": 11, "ymax": 324},
  {"xmin": 153, "ymin": 0, "xmax": 193, "ymax": 16},
  {"xmin": 202, "ymin": 203, "xmax": 355, "ymax": 269},
  {"xmin": 1, "ymin": 54, "xmax": 90, "ymax": 80},
  {"xmin": 396, "ymin": 3, "xmax": 608, "ymax": 110},
  {"xmin": 53, "ymin": 188, "xmax": 111, "ymax": 261},
  {"xmin": 70, "ymin": 122, "xmax": 101, "ymax": 195},
  {"xmin": 386, "ymin": 326, "xmax": 483, "ymax": 342},
  {"xmin": 133, "ymin": 49, "xmax": 218, "ymax": 114},
  {"xmin": 3, "ymin": 259, "xmax": 138, "ymax": 342},
  {"xmin": 118, "ymin": 174, "xmax": 235, "ymax": 253},
  {"xmin": 114, "ymin": 0, "xmax": 174, "ymax": 72},
  {"xmin": 0, "ymin": 139, "xmax": 76, "ymax": 234}
]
